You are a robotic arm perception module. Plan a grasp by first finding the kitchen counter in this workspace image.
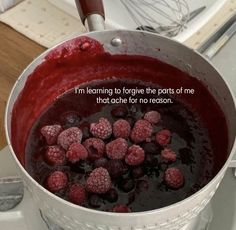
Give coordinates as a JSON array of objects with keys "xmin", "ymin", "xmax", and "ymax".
[{"xmin": 0, "ymin": 22, "xmax": 45, "ymax": 150}]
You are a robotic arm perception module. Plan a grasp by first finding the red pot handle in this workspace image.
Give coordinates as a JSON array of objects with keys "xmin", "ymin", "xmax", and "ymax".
[{"xmin": 75, "ymin": 0, "xmax": 105, "ymax": 24}]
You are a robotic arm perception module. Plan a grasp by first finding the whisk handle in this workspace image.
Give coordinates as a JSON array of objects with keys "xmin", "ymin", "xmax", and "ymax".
[{"xmin": 75, "ymin": 0, "xmax": 105, "ymax": 24}]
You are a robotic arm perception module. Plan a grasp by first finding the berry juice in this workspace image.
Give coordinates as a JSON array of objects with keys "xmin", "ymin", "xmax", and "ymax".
[{"xmin": 25, "ymin": 78, "xmax": 220, "ymax": 212}]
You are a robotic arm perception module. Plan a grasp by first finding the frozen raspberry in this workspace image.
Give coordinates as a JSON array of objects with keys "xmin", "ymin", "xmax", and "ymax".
[
  {"xmin": 112, "ymin": 204, "xmax": 131, "ymax": 213},
  {"xmin": 113, "ymin": 119, "xmax": 131, "ymax": 139},
  {"xmin": 125, "ymin": 145, "xmax": 145, "ymax": 166},
  {"xmin": 90, "ymin": 117, "xmax": 112, "ymax": 140},
  {"xmin": 57, "ymin": 127, "xmax": 82, "ymax": 150},
  {"xmin": 83, "ymin": 138, "xmax": 105, "ymax": 160},
  {"xmin": 144, "ymin": 111, "xmax": 161, "ymax": 124},
  {"xmin": 161, "ymin": 148, "xmax": 177, "ymax": 163},
  {"xmin": 106, "ymin": 138, "xmax": 128, "ymax": 160},
  {"xmin": 156, "ymin": 129, "xmax": 171, "ymax": 146},
  {"xmin": 66, "ymin": 143, "xmax": 88, "ymax": 163},
  {"xmin": 46, "ymin": 171, "xmax": 68, "ymax": 193},
  {"xmin": 44, "ymin": 145, "xmax": 66, "ymax": 166},
  {"xmin": 130, "ymin": 119, "xmax": 153, "ymax": 143},
  {"xmin": 41, "ymin": 125, "xmax": 62, "ymax": 145},
  {"xmin": 164, "ymin": 168, "xmax": 184, "ymax": 189},
  {"xmin": 86, "ymin": 167, "xmax": 111, "ymax": 194},
  {"xmin": 68, "ymin": 183, "xmax": 87, "ymax": 205}
]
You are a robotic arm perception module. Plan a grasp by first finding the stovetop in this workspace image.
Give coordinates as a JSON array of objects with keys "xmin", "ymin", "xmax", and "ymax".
[{"xmin": 0, "ymin": 33, "xmax": 236, "ymax": 230}]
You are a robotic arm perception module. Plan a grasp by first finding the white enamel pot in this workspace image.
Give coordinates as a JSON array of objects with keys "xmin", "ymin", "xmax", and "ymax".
[{"xmin": 4, "ymin": 0, "xmax": 236, "ymax": 229}]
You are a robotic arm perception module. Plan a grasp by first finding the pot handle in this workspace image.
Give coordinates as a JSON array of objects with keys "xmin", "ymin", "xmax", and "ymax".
[{"xmin": 74, "ymin": 0, "xmax": 105, "ymax": 31}]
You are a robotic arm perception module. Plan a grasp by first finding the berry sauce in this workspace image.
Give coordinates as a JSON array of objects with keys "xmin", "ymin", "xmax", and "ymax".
[{"xmin": 25, "ymin": 78, "xmax": 218, "ymax": 212}]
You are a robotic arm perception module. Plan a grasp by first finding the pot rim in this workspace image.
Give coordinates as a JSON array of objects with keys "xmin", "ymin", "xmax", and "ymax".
[{"xmin": 5, "ymin": 29, "xmax": 236, "ymax": 217}]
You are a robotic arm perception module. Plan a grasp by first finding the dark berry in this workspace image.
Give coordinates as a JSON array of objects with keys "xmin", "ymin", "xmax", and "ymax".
[
  {"xmin": 105, "ymin": 160, "xmax": 127, "ymax": 178},
  {"xmin": 142, "ymin": 142, "xmax": 160, "ymax": 155},
  {"xmin": 82, "ymin": 126, "xmax": 91, "ymax": 140},
  {"xmin": 126, "ymin": 116, "xmax": 135, "ymax": 127},
  {"xmin": 86, "ymin": 167, "xmax": 111, "ymax": 194},
  {"xmin": 113, "ymin": 119, "xmax": 131, "ymax": 139},
  {"xmin": 89, "ymin": 194, "xmax": 102, "ymax": 208},
  {"xmin": 144, "ymin": 154, "xmax": 158, "ymax": 167},
  {"xmin": 104, "ymin": 189, "xmax": 118, "ymax": 203},
  {"xmin": 106, "ymin": 138, "xmax": 128, "ymax": 160},
  {"xmin": 93, "ymin": 158, "xmax": 108, "ymax": 169},
  {"xmin": 125, "ymin": 145, "xmax": 145, "ymax": 166},
  {"xmin": 120, "ymin": 179, "xmax": 135, "ymax": 193},
  {"xmin": 131, "ymin": 119, "xmax": 153, "ymax": 143},
  {"xmin": 164, "ymin": 167, "xmax": 184, "ymax": 189},
  {"xmin": 111, "ymin": 105, "xmax": 128, "ymax": 118},
  {"xmin": 112, "ymin": 204, "xmax": 131, "ymax": 213},
  {"xmin": 136, "ymin": 180, "xmax": 149, "ymax": 192},
  {"xmin": 131, "ymin": 167, "xmax": 145, "ymax": 179},
  {"xmin": 68, "ymin": 184, "xmax": 86, "ymax": 205},
  {"xmin": 90, "ymin": 117, "xmax": 112, "ymax": 140}
]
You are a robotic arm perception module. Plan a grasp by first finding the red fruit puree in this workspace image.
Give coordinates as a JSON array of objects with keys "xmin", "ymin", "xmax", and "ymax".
[{"xmin": 11, "ymin": 36, "xmax": 228, "ymax": 212}]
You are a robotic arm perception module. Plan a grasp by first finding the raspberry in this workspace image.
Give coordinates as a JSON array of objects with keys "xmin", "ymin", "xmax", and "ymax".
[
  {"xmin": 41, "ymin": 125, "xmax": 62, "ymax": 145},
  {"xmin": 161, "ymin": 148, "xmax": 177, "ymax": 163},
  {"xmin": 86, "ymin": 167, "xmax": 111, "ymax": 194},
  {"xmin": 90, "ymin": 117, "xmax": 112, "ymax": 140},
  {"xmin": 113, "ymin": 119, "xmax": 131, "ymax": 139},
  {"xmin": 44, "ymin": 145, "xmax": 66, "ymax": 166},
  {"xmin": 144, "ymin": 111, "xmax": 161, "ymax": 124},
  {"xmin": 68, "ymin": 183, "xmax": 87, "ymax": 205},
  {"xmin": 46, "ymin": 171, "xmax": 68, "ymax": 193},
  {"xmin": 83, "ymin": 138, "xmax": 105, "ymax": 160},
  {"xmin": 66, "ymin": 143, "xmax": 88, "ymax": 163},
  {"xmin": 125, "ymin": 145, "xmax": 145, "ymax": 166},
  {"xmin": 105, "ymin": 160, "xmax": 127, "ymax": 178},
  {"xmin": 112, "ymin": 204, "xmax": 131, "ymax": 213},
  {"xmin": 164, "ymin": 167, "xmax": 184, "ymax": 189},
  {"xmin": 130, "ymin": 119, "xmax": 153, "ymax": 143},
  {"xmin": 156, "ymin": 129, "xmax": 171, "ymax": 146},
  {"xmin": 57, "ymin": 127, "xmax": 82, "ymax": 150},
  {"xmin": 106, "ymin": 138, "xmax": 128, "ymax": 160}
]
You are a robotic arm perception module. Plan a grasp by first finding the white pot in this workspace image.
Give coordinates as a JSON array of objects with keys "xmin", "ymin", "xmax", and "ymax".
[{"xmin": 5, "ymin": 30, "xmax": 236, "ymax": 230}]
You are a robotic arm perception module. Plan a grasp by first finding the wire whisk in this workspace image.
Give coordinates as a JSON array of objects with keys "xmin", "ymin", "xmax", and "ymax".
[{"xmin": 120, "ymin": 0, "xmax": 190, "ymax": 37}]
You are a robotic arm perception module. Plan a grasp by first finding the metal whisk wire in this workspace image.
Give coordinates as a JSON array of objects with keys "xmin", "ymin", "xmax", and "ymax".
[{"xmin": 120, "ymin": 0, "xmax": 190, "ymax": 37}]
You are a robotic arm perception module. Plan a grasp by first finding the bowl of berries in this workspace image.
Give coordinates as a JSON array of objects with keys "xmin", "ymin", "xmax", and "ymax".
[{"xmin": 5, "ymin": 29, "xmax": 236, "ymax": 230}]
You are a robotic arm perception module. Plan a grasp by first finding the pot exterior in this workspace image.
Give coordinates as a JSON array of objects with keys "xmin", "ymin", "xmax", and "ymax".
[
  {"xmin": 5, "ymin": 30, "xmax": 236, "ymax": 230},
  {"xmin": 20, "ymin": 166, "xmax": 223, "ymax": 230}
]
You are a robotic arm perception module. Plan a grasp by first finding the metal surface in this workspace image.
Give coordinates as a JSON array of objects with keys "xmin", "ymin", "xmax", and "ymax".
[
  {"xmin": 4, "ymin": 29, "xmax": 236, "ymax": 230},
  {"xmin": 120, "ymin": 0, "xmax": 190, "ymax": 36},
  {"xmin": 204, "ymin": 20, "xmax": 236, "ymax": 59},
  {"xmin": 85, "ymin": 14, "xmax": 105, "ymax": 31},
  {"xmin": 0, "ymin": 177, "xmax": 23, "ymax": 211}
]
